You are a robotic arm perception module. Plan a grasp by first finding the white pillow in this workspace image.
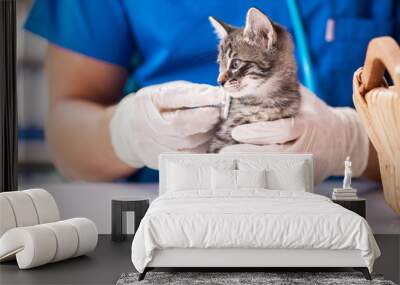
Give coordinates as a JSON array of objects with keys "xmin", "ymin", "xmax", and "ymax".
[
  {"xmin": 236, "ymin": 169, "xmax": 267, "ymax": 189},
  {"xmin": 211, "ymin": 168, "xmax": 267, "ymax": 191},
  {"xmin": 266, "ymin": 162, "xmax": 306, "ymax": 191},
  {"xmin": 211, "ymin": 168, "xmax": 236, "ymax": 190},
  {"xmin": 238, "ymin": 159, "xmax": 308, "ymax": 191},
  {"xmin": 165, "ymin": 159, "xmax": 236, "ymax": 193},
  {"xmin": 167, "ymin": 162, "xmax": 210, "ymax": 191}
]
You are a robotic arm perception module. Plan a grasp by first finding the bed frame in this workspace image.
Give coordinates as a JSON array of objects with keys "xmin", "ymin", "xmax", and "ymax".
[
  {"xmin": 140, "ymin": 248, "xmax": 371, "ymax": 280},
  {"xmin": 138, "ymin": 153, "xmax": 371, "ymax": 281}
]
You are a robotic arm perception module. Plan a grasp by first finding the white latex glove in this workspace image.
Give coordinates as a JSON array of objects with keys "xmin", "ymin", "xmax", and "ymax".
[
  {"xmin": 221, "ymin": 85, "xmax": 369, "ymax": 184},
  {"xmin": 110, "ymin": 81, "xmax": 225, "ymax": 169}
]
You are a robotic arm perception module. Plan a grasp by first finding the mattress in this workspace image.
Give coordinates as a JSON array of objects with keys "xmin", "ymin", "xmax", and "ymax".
[{"xmin": 131, "ymin": 190, "xmax": 380, "ymax": 273}]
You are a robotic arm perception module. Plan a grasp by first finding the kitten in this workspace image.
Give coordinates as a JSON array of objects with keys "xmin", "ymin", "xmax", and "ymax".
[{"xmin": 208, "ymin": 7, "xmax": 301, "ymax": 153}]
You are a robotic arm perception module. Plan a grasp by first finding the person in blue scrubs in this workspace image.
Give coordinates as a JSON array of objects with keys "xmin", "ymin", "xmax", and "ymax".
[{"xmin": 25, "ymin": 0, "xmax": 399, "ymax": 182}]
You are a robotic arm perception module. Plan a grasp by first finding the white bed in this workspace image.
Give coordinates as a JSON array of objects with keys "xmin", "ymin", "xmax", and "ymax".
[{"xmin": 131, "ymin": 153, "xmax": 380, "ymax": 280}]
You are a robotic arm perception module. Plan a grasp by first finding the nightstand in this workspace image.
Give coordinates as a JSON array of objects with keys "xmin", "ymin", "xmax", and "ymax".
[
  {"xmin": 111, "ymin": 198, "xmax": 149, "ymax": 242},
  {"xmin": 332, "ymin": 198, "xmax": 366, "ymax": 218}
]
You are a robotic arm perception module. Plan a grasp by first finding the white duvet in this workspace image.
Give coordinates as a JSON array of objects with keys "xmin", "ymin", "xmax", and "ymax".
[{"xmin": 131, "ymin": 190, "xmax": 380, "ymax": 273}]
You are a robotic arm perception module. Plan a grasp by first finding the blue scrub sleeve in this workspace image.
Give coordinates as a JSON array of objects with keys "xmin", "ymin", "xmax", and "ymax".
[
  {"xmin": 25, "ymin": 0, "xmax": 134, "ymax": 69},
  {"xmin": 396, "ymin": 0, "xmax": 400, "ymax": 42}
]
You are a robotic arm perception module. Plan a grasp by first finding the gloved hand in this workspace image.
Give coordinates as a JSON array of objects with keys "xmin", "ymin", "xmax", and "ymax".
[
  {"xmin": 221, "ymin": 85, "xmax": 369, "ymax": 184},
  {"xmin": 110, "ymin": 81, "xmax": 225, "ymax": 169}
]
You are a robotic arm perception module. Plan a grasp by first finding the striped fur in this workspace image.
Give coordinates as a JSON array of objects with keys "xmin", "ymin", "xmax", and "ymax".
[{"xmin": 208, "ymin": 8, "xmax": 301, "ymax": 153}]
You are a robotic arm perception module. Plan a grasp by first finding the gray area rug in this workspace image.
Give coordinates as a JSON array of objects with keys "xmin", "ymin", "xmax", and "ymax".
[{"xmin": 116, "ymin": 272, "xmax": 396, "ymax": 285}]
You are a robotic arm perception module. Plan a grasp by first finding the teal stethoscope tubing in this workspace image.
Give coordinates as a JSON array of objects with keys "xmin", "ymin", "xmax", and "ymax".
[{"xmin": 286, "ymin": 0, "xmax": 318, "ymax": 93}]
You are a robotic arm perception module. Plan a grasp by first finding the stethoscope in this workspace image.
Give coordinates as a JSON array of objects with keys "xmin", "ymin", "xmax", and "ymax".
[{"xmin": 286, "ymin": 0, "xmax": 317, "ymax": 93}]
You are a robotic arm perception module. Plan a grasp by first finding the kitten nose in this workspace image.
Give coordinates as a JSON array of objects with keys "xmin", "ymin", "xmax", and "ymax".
[{"xmin": 218, "ymin": 74, "xmax": 227, "ymax": 86}]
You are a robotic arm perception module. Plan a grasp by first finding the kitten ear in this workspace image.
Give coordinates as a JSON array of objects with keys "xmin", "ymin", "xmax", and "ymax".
[
  {"xmin": 243, "ymin": 8, "xmax": 276, "ymax": 49},
  {"xmin": 209, "ymin": 16, "xmax": 233, "ymax": 40}
]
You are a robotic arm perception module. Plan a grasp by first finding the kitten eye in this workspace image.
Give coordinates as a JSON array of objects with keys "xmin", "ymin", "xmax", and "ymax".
[{"xmin": 230, "ymin": 59, "xmax": 241, "ymax": 69}]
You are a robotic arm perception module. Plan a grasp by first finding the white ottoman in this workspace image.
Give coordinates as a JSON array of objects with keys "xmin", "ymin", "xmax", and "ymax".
[{"xmin": 0, "ymin": 189, "xmax": 98, "ymax": 269}]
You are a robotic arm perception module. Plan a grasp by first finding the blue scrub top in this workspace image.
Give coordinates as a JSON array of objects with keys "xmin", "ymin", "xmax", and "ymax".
[{"xmin": 25, "ymin": 0, "xmax": 400, "ymax": 182}]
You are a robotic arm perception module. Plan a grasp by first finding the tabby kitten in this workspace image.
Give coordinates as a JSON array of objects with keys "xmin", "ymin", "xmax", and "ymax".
[{"xmin": 208, "ymin": 7, "xmax": 301, "ymax": 153}]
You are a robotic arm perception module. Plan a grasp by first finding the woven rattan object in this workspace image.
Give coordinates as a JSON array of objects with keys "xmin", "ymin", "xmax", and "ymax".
[{"xmin": 353, "ymin": 37, "xmax": 400, "ymax": 214}]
